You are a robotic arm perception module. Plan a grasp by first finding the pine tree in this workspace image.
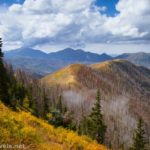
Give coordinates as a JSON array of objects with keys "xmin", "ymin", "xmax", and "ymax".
[
  {"xmin": 131, "ymin": 118, "xmax": 147, "ymax": 150},
  {"xmin": 0, "ymin": 38, "xmax": 10, "ymax": 104},
  {"xmin": 57, "ymin": 95, "xmax": 63, "ymax": 113},
  {"xmin": 43, "ymin": 90, "xmax": 49, "ymax": 118},
  {"xmin": 86, "ymin": 89, "xmax": 106, "ymax": 144},
  {"xmin": 0, "ymin": 38, "xmax": 3, "ymax": 57},
  {"xmin": 16, "ymin": 83, "xmax": 26, "ymax": 106}
]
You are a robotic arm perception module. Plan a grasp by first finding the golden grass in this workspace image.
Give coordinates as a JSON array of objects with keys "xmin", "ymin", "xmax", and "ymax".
[
  {"xmin": 91, "ymin": 59, "xmax": 128, "ymax": 71},
  {"xmin": 42, "ymin": 60, "xmax": 129, "ymax": 87},
  {"xmin": 0, "ymin": 102, "xmax": 108, "ymax": 150},
  {"xmin": 41, "ymin": 64, "xmax": 85, "ymax": 87}
]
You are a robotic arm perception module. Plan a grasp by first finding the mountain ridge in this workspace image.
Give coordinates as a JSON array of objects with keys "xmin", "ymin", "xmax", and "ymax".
[
  {"xmin": 4, "ymin": 47, "xmax": 150, "ymax": 76},
  {"xmin": 41, "ymin": 59, "xmax": 150, "ymax": 148},
  {"xmin": 115, "ymin": 52, "xmax": 150, "ymax": 69},
  {"xmin": 4, "ymin": 47, "xmax": 113, "ymax": 76},
  {"xmin": 42, "ymin": 59, "xmax": 150, "ymax": 95},
  {"xmin": 5, "ymin": 47, "xmax": 48, "ymax": 59},
  {"xmin": 48, "ymin": 48, "xmax": 112, "ymax": 62}
]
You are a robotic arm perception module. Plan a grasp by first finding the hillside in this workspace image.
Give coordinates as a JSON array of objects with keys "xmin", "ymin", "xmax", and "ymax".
[
  {"xmin": 42, "ymin": 59, "xmax": 150, "ymax": 97},
  {"xmin": 0, "ymin": 102, "xmax": 107, "ymax": 150},
  {"xmin": 41, "ymin": 64, "xmax": 93, "ymax": 88},
  {"xmin": 41, "ymin": 60, "xmax": 150, "ymax": 149},
  {"xmin": 91, "ymin": 59, "xmax": 150, "ymax": 96},
  {"xmin": 41, "ymin": 59, "xmax": 150, "ymax": 122},
  {"xmin": 115, "ymin": 52, "xmax": 150, "ymax": 69}
]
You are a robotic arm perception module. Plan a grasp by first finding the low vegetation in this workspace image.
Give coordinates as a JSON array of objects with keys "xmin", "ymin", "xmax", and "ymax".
[{"xmin": 0, "ymin": 102, "xmax": 107, "ymax": 150}]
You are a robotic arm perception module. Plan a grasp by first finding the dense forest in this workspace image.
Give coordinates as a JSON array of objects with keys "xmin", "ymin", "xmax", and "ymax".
[{"xmin": 0, "ymin": 37, "xmax": 149, "ymax": 150}]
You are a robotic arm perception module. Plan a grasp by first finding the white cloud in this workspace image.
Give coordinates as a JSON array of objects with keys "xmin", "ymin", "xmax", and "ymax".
[
  {"xmin": 9, "ymin": 4, "xmax": 22, "ymax": 13},
  {"xmin": 0, "ymin": 0, "xmax": 150, "ymax": 52},
  {"xmin": 105, "ymin": 0, "xmax": 150, "ymax": 39}
]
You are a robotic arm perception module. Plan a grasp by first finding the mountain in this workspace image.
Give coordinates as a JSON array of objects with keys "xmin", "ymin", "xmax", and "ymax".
[
  {"xmin": 48, "ymin": 48, "xmax": 112, "ymax": 62},
  {"xmin": 4, "ymin": 48, "xmax": 67, "ymax": 76},
  {"xmin": 41, "ymin": 60, "xmax": 150, "ymax": 148},
  {"xmin": 41, "ymin": 63, "xmax": 90, "ymax": 88},
  {"xmin": 4, "ymin": 47, "xmax": 112, "ymax": 76},
  {"xmin": 42, "ymin": 59, "xmax": 150, "ymax": 96},
  {"xmin": 5, "ymin": 47, "xmax": 48, "ymax": 59},
  {"xmin": 0, "ymin": 102, "xmax": 107, "ymax": 150},
  {"xmin": 115, "ymin": 52, "xmax": 150, "ymax": 69}
]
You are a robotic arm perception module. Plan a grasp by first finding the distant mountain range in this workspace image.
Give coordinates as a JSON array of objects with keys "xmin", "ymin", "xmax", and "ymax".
[
  {"xmin": 48, "ymin": 48, "xmax": 112, "ymax": 62},
  {"xmin": 4, "ymin": 47, "xmax": 112, "ymax": 76},
  {"xmin": 4, "ymin": 47, "xmax": 150, "ymax": 77},
  {"xmin": 5, "ymin": 47, "xmax": 48, "ymax": 59},
  {"xmin": 115, "ymin": 52, "xmax": 150, "ymax": 69}
]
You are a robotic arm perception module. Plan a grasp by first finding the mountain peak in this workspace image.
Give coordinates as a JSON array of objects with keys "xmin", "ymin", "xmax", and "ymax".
[
  {"xmin": 91, "ymin": 59, "xmax": 133, "ymax": 70},
  {"xmin": 115, "ymin": 52, "xmax": 150, "ymax": 69},
  {"xmin": 48, "ymin": 48, "xmax": 112, "ymax": 62},
  {"xmin": 63, "ymin": 48, "xmax": 75, "ymax": 51},
  {"xmin": 5, "ymin": 47, "xmax": 47, "ymax": 59}
]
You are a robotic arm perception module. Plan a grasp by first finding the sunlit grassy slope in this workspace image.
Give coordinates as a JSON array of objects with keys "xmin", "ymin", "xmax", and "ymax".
[
  {"xmin": 41, "ymin": 59, "xmax": 138, "ymax": 90},
  {"xmin": 0, "ymin": 102, "xmax": 108, "ymax": 150},
  {"xmin": 41, "ymin": 59, "xmax": 150, "ymax": 96},
  {"xmin": 91, "ymin": 59, "xmax": 131, "ymax": 71},
  {"xmin": 41, "ymin": 64, "xmax": 86, "ymax": 88}
]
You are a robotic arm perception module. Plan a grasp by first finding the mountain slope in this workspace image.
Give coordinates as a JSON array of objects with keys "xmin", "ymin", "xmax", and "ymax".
[
  {"xmin": 91, "ymin": 59, "xmax": 150, "ymax": 95},
  {"xmin": 115, "ymin": 52, "xmax": 150, "ymax": 69},
  {"xmin": 41, "ymin": 64, "xmax": 93, "ymax": 88},
  {"xmin": 41, "ymin": 60, "xmax": 150, "ymax": 149},
  {"xmin": 42, "ymin": 59, "xmax": 150, "ymax": 97},
  {"xmin": 0, "ymin": 102, "xmax": 107, "ymax": 150}
]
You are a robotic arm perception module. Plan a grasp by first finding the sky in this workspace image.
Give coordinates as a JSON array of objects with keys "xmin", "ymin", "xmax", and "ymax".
[{"xmin": 0, "ymin": 0, "xmax": 150, "ymax": 54}]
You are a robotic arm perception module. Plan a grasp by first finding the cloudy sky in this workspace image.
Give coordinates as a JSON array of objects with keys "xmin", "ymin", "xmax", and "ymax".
[{"xmin": 0, "ymin": 0, "xmax": 150, "ymax": 54}]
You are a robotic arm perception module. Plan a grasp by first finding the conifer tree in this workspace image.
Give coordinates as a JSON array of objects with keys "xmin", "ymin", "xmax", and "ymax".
[
  {"xmin": 0, "ymin": 38, "xmax": 10, "ymax": 104},
  {"xmin": 131, "ymin": 118, "xmax": 147, "ymax": 150},
  {"xmin": 57, "ymin": 95, "xmax": 63, "ymax": 113},
  {"xmin": 0, "ymin": 38, "xmax": 3, "ymax": 57},
  {"xmin": 86, "ymin": 89, "xmax": 106, "ymax": 144},
  {"xmin": 43, "ymin": 90, "xmax": 49, "ymax": 118}
]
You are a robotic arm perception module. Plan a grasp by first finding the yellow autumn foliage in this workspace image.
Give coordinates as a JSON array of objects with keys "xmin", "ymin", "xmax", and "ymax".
[{"xmin": 0, "ymin": 102, "xmax": 108, "ymax": 150}]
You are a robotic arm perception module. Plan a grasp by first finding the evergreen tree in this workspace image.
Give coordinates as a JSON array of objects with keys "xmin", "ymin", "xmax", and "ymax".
[
  {"xmin": 86, "ymin": 89, "xmax": 106, "ymax": 144},
  {"xmin": 0, "ymin": 38, "xmax": 3, "ymax": 57},
  {"xmin": 0, "ymin": 38, "xmax": 10, "ymax": 104},
  {"xmin": 16, "ymin": 83, "xmax": 26, "ymax": 106},
  {"xmin": 131, "ymin": 118, "xmax": 147, "ymax": 150},
  {"xmin": 43, "ymin": 90, "xmax": 49, "ymax": 118},
  {"xmin": 57, "ymin": 95, "xmax": 63, "ymax": 113}
]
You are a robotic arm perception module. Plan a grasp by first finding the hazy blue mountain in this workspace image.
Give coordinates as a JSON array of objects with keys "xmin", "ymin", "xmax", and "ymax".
[
  {"xmin": 5, "ymin": 47, "xmax": 48, "ymax": 59},
  {"xmin": 4, "ymin": 47, "xmax": 113, "ymax": 77},
  {"xmin": 115, "ymin": 52, "xmax": 150, "ymax": 69},
  {"xmin": 4, "ymin": 48, "xmax": 150, "ymax": 77},
  {"xmin": 48, "ymin": 48, "xmax": 112, "ymax": 62}
]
